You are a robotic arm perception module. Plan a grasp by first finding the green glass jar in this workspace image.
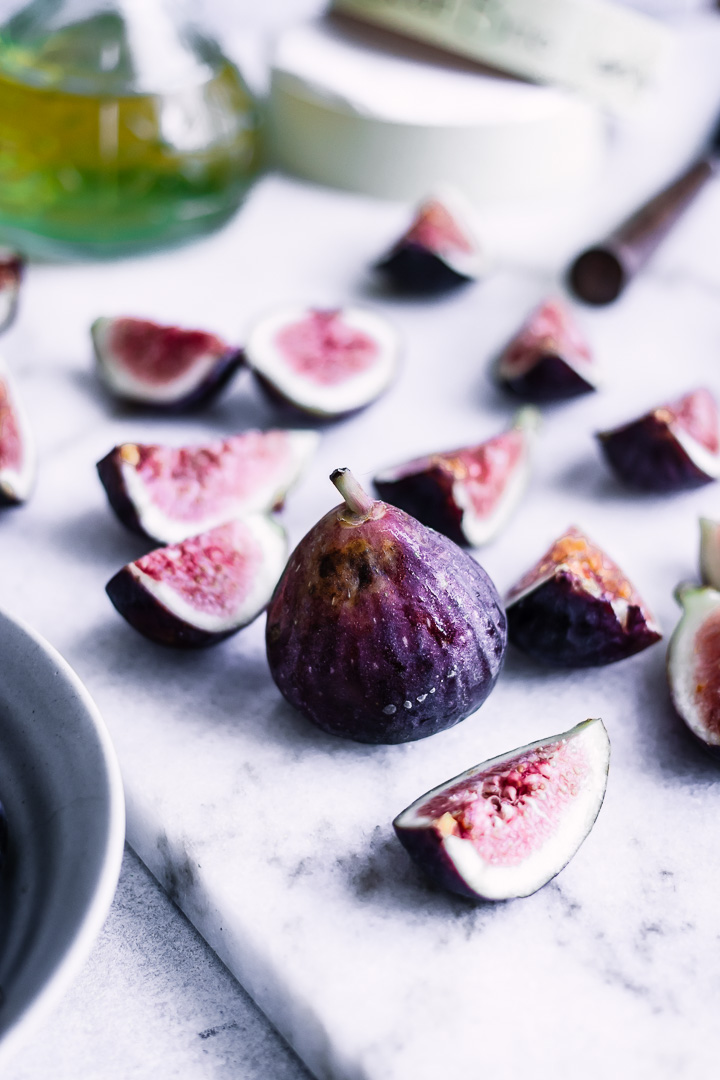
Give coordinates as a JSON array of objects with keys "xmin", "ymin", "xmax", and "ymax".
[{"xmin": 0, "ymin": 0, "xmax": 261, "ymax": 257}]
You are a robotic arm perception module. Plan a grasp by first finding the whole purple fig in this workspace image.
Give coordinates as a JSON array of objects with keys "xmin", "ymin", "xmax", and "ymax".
[{"xmin": 265, "ymin": 469, "xmax": 507, "ymax": 744}]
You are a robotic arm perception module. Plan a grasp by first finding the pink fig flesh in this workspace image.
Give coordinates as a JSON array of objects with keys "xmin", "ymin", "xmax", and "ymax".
[
  {"xmin": 246, "ymin": 306, "xmax": 399, "ymax": 418},
  {"xmin": 374, "ymin": 407, "xmax": 539, "ymax": 547},
  {"xmin": 106, "ymin": 516, "xmax": 287, "ymax": 647},
  {"xmin": 376, "ymin": 193, "xmax": 483, "ymax": 295},
  {"xmin": 506, "ymin": 526, "xmax": 661, "ymax": 667},
  {"xmin": 667, "ymin": 585, "xmax": 720, "ymax": 755},
  {"xmin": 394, "ymin": 717, "xmax": 610, "ymax": 900},
  {"xmin": 496, "ymin": 298, "xmax": 597, "ymax": 402},
  {"xmin": 265, "ymin": 468, "xmax": 507, "ymax": 744},
  {"xmin": 597, "ymin": 388, "xmax": 720, "ymax": 492},
  {"xmin": 92, "ymin": 316, "xmax": 243, "ymax": 409},
  {"xmin": 97, "ymin": 428, "xmax": 319, "ymax": 543}
]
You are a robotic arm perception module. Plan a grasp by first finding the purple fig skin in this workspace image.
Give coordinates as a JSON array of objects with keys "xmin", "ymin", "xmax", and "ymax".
[
  {"xmin": 96, "ymin": 449, "xmax": 147, "ymax": 538},
  {"xmin": 265, "ymin": 471, "xmax": 507, "ymax": 744},
  {"xmin": 376, "ymin": 244, "xmax": 472, "ymax": 296},
  {"xmin": 508, "ymin": 574, "xmax": 660, "ymax": 666},
  {"xmin": 106, "ymin": 566, "xmax": 238, "ymax": 648},
  {"xmin": 501, "ymin": 354, "xmax": 596, "ymax": 403},
  {"xmin": 506, "ymin": 527, "xmax": 661, "ymax": 667},
  {"xmin": 375, "ymin": 465, "xmax": 465, "ymax": 546},
  {"xmin": 597, "ymin": 414, "xmax": 715, "ymax": 492},
  {"xmin": 393, "ymin": 821, "xmax": 481, "ymax": 900}
]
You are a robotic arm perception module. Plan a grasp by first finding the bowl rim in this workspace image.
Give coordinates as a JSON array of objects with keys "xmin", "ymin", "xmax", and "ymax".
[{"xmin": 0, "ymin": 605, "xmax": 125, "ymax": 1068}]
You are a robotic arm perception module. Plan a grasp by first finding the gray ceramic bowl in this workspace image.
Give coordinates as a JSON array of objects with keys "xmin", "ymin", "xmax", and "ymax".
[{"xmin": 0, "ymin": 607, "xmax": 125, "ymax": 1066}]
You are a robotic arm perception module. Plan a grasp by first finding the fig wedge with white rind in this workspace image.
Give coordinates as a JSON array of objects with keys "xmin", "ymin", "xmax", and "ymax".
[
  {"xmin": 497, "ymin": 298, "xmax": 598, "ymax": 402},
  {"xmin": 596, "ymin": 389, "xmax": 720, "ymax": 492},
  {"xmin": 0, "ymin": 357, "xmax": 36, "ymax": 506},
  {"xmin": 394, "ymin": 718, "xmax": 610, "ymax": 901},
  {"xmin": 97, "ymin": 429, "xmax": 319, "ymax": 544},
  {"xmin": 667, "ymin": 584, "xmax": 720, "ymax": 753},
  {"xmin": 106, "ymin": 516, "xmax": 287, "ymax": 648},
  {"xmin": 245, "ymin": 306, "xmax": 399, "ymax": 418},
  {"xmin": 700, "ymin": 517, "xmax": 720, "ymax": 589},
  {"xmin": 92, "ymin": 316, "xmax": 243, "ymax": 410},
  {"xmin": 506, "ymin": 526, "xmax": 662, "ymax": 667},
  {"xmin": 376, "ymin": 188, "xmax": 484, "ymax": 295},
  {"xmin": 374, "ymin": 407, "xmax": 539, "ymax": 547},
  {"xmin": 0, "ymin": 250, "xmax": 23, "ymax": 334}
]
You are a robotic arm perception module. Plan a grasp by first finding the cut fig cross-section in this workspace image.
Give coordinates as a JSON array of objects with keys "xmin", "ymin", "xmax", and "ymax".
[
  {"xmin": 373, "ymin": 407, "xmax": 539, "ymax": 547},
  {"xmin": 596, "ymin": 388, "xmax": 720, "ymax": 492},
  {"xmin": 496, "ymin": 298, "xmax": 598, "ymax": 402},
  {"xmin": 667, "ymin": 583, "xmax": 720, "ymax": 755},
  {"xmin": 506, "ymin": 526, "xmax": 662, "ymax": 666},
  {"xmin": 106, "ymin": 516, "xmax": 287, "ymax": 647},
  {"xmin": 375, "ymin": 190, "xmax": 484, "ymax": 295},
  {"xmin": 245, "ymin": 306, "xmax": 399, "ymax": 419},
  {"xmin": 97, "ymin": 428, "xmax": 319, "ymax": 544},
  {"xmin": 394, "ymin": 717, "xmax": 610, "ymax": 901},
  {"xmin": 0, "ymin": 358, "xmax": 36, "ymax": 506},
  {"xmin": 92, "ymin": 316, "xmax": 244, "ymax": 410},
  {"xmin": 0, "ymin": 249, "xmax": 23, "ymax": 334}
]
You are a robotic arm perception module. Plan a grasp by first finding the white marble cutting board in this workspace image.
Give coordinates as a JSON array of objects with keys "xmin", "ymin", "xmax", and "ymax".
[{"xmin": 3, "ymin": 18, "xmax": 720, "ymax": 1080}]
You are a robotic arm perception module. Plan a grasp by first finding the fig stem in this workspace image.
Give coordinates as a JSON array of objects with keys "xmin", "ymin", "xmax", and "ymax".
[{"xmin": 331, "ymin": 468, "xmax": 376, "ymax": 520}]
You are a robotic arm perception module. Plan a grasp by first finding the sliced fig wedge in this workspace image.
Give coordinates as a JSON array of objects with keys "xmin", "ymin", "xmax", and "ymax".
[
  {"xmin": 373, "ymin": 407, "xmax": 539, "ymax": 547},
  {"xmin": 106, "ymin": 516, "xmax": 287, "ymax": 647},
  {"xmin": 376, "ymin": 190, "xmax": 484, "ymax": 295},
  {"xmin": 597, "ymin": 388, "xmax": 720, "ymax": 492},
  {"xmin": 92, "ymin": 316, "xmax": 244, "ymax": 410},
  {"xmin": 97, "ymin": 428, "xmax": 319, "ymax": 544},
  {"xmin": 395, "ymin": 717, "xmax": 610, "ymax": 901},
  {"xmin": 0, "ymin": 359, "xmax": 36, "ymax": 506},
  {"xmin": 496, "ymin": 298, "xmax": 597, "ymax": 402},
  {"xmin": 0, "ymin": 249, "xmax": 23, "ymax": 334},
  {"xmin": 667, "ymin": 584, "xmax": 720, "ymax": 754},
  {"xmin": 506, "ymin": 526, "xmax": 662, "ymax": 666},
  {"xmin": 245, "ymin": 306, "xmax": 399, "ymax": 419}
]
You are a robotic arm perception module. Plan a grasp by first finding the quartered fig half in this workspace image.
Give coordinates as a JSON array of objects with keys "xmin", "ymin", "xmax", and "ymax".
[
  {"xmin": 245, "ymin": 306, "xmax": 399, "ymax": 419},
  {"xmin": 667, "ymin": 584, "xmax": 720, "ymax": 755},
  {"xmin": 0, "ymin": 249, "xmax": 23, "ymax": 333},
  {"xmin": 106, "ymin": 516, "xmax": 287, "ymax": 647},
  {"xmin": 97, "ymin": 428, "xmax": 319, "ymax": 544},
  {"xmin": 375, "ymin": 190, "xmax": 484, "ymax": 295},
  {"xmin": 266, "ymin": 469, "xmax": 507, "ymax": 744},
  {"xmin": 92, "ymin": 316, "xmax": 244, "ymax": 410},
  {"xmin": 0, "ymin": 358, "xmax": 36, "ymax": 506},
  {"xmin": 597, "ymin": 388, "xmax": 720, "ymax": 492},
  {"xmin": 373, "ymin": 407, "xmax": 539, "ymax": 547},
  {"xmin": 506, "ymin": 526, "xmax": 662, "ymax": 667},
  {"xmin": 496, "ymin": 298, "xmax": 597, "ymax": 402},
  {"xmin": 395, "ymin": 717, "xmax": 609, "ymax": 901},
  {"xmin": 700, "ymin": 517, "xmax": 720, "ymax": 589}
]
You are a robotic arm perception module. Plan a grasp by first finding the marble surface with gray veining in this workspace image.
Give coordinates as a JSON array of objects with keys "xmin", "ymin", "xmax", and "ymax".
[{"xmin": 3, "ymin": 11, "xmax": 720, "ymax": 1080}]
